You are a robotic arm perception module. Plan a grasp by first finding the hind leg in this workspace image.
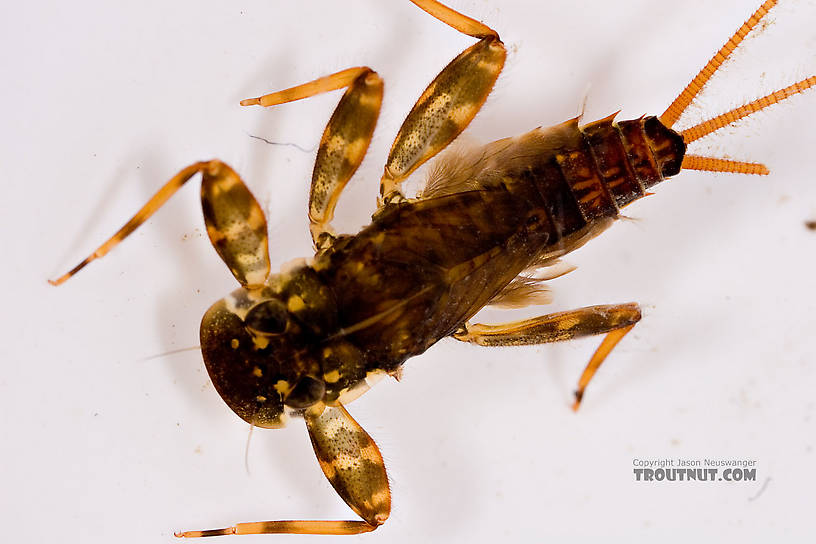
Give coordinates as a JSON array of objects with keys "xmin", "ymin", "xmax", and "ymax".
[
  {"xmin": 379, "ymin": 0, "xmax": 506, "ymax": 204},
  {"xmin": 453, "ymin": 303, "xmax": 642, "ymax": 410}
]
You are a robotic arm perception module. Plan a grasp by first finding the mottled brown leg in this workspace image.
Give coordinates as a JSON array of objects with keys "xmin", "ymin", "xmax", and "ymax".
[
  {"xmin": 453, "ymin": 303, "xmax": 642, "ymax": 410},
  {"xmin": 49, "ymin": 162, "xmax": 207, "ymax": 285},
  {"xmin": 241, "ymin": 67, "xmax": 384, "ymax": 249},
  {"xmin": 200, "ymin": 162, "xmax": 271, "ymax": 287},
  {"xmin": 50, "ymin": 161, "xmax": 270, "ymax": 288},
  {"xmin": 175, "ymin": 403, "xmax": 390, "ymax": 538},
  {"xmin": 379, "ymin": 0, "xmax": 506, "ymax": 204},
  {"xmin": 175, "ymin": 521, "xmax": 375, "ymax": 538},
  {"xmin": 305, "ymin": 403, "xmax": 390, "ymax": 526},
  {"xmin": 240, "ymin": 67, "xmax": 371, "ymax": 108}
]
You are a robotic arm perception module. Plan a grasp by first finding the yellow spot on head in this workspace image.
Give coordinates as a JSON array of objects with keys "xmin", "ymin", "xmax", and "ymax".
[
  {"xmin": 287, "ymin": 295, "xmax": 306, "ymax": 313},
  {"xmin": 253, "ymin": 366, "xmax": 263, "ymax": 378},
  {"xmin": 256, "ymin": 395, "xmax": 267, "ymax": 403},
  {"xmin": 230, "ymin": 338, "xmax": 239, "ymax": 349},
  {"xmin": 324, "ymin": 370, "xmax": 341, "ymax": 384},
  {"xmin": 274, "ymin": 380, "xmax": 292, "ymax": 396},
  {"xmin": 251, "ymin": 335, "xmax": 270, "ymax": 350}
]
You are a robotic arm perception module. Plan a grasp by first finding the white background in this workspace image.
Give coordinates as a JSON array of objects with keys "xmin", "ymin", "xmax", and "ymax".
[{"xmin": 2, "ymin": 0, "xmax": 815, "ymax": 542}]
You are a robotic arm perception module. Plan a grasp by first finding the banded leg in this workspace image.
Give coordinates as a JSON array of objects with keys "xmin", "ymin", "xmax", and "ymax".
[
  {"xmin": 49, "ymin": 160, "xmax": 271, "ymax": 288},
  {"xmin": 379, "ymin": 0, "xmax": 506, "ymax": 203},
  {"xmin": 175, "ymin": 403, "xmax": 391, "ymax": 538},
  {"xmin": 453, "ymin": 303, "xmax": 642, "ymax": 410},
  {"xmin": 241, "ymin": 67, "xmax": 384, "ymax": 249}
]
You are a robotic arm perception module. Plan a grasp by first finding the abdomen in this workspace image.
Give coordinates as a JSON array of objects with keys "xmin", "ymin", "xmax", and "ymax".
[{"xmin": 314, "ymin": 114, "xmax": 685, "ymax": 371}]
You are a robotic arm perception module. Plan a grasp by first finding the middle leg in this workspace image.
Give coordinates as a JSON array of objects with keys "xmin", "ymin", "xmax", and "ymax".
[{"xmin": 242, "ymin": 67, "xmax": 384, "ymax": 250}]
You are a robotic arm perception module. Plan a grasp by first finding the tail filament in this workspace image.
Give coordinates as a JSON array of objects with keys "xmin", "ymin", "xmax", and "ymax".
[{"xmin": 657, "ymin": 0, "xmax": 814, "ymax": 176}]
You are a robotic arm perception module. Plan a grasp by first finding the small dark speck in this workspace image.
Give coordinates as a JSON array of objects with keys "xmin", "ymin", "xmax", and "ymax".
[
  {"xmin": 93, "ymin": 412, "xmax": 99, "ymax": 417},
  {"xmin": 805, "ymin": 221, "xmax": 816, "ymax": 231},
  {"xmin": 748, "ymin": 477, "xmax": 771, "ymax": 502}
]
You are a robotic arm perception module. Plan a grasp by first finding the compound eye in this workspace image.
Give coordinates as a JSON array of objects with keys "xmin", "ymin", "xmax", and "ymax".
[
  {"xmin": 244, "ymin": 299, "xmax": 289, "ymax": 336},
  {"xmin": 284, "ymin": 376, "xmax": 326, "ymax": 409}
]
